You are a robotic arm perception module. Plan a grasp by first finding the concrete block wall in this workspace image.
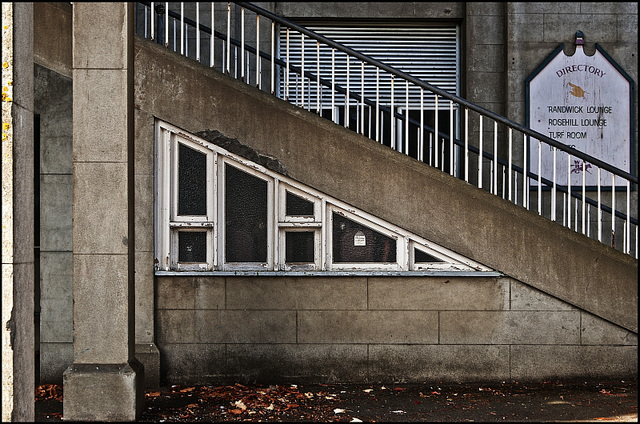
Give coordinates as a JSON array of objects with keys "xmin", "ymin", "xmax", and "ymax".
[
  {"xmin": 34, "ymin": 64, "xmax": 73, "ymax": 384},
  {"xmin": 156, "ymin": 275, "xmax": 637, "ymax": 384},
  {"xmin": 34, "ymin": 2, "xmax": 74, "ymax": 385}
]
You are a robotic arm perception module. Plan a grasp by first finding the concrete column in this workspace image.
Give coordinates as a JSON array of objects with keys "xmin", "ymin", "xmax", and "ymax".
[
  {"xmin": 2, "ymin": 2, "xmax": 35, "ymax": 422},
  {"xmin": 63, "ymin": 3, "xmax": 143, "ymax": 421}
]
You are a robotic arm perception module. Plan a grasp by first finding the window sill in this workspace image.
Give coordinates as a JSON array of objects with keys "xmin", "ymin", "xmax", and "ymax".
[{"xmin": 155, "ymin": 270, "xmax": 504, "ymax": 278}]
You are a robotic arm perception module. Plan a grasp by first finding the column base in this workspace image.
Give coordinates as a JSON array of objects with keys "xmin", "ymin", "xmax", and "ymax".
[
  {"xmin": 136, "ymin": 343, "xmax": 160, "ymax": 389},
  {"xmin": 62, "ymin": 359, "xmax": 144, "ymax": 421}
]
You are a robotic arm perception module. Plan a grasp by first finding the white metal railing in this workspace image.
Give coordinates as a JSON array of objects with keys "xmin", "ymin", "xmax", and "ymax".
[{"xmin": 135, "ymin": 1, "xmax": 638, "ymax": 258}]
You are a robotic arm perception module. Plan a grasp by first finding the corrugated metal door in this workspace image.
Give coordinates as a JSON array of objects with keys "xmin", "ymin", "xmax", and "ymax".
[{"xmin": 279, "ymin": 23, "xmax": 459, "ymax": 109}]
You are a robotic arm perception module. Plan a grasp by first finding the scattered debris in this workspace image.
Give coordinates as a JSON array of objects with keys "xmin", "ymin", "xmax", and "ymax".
[{"xmin": 34, "ymin": 380, "xmax": 637, "ymax": 422}]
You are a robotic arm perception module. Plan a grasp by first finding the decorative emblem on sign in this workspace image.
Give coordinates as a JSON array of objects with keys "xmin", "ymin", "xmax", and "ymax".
[
  {"xmin": 526, "ymin": 31, "xmax": 633, "ymax": 188},
  {"xmin": 568, "ymin": 83, "xmax": 585, "ymax": 98}
]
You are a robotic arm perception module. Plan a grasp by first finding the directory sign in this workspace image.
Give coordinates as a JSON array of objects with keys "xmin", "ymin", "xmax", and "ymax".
[{"xmin": 527, "ymin": 35, "xmax": 633, "ymax": 187}]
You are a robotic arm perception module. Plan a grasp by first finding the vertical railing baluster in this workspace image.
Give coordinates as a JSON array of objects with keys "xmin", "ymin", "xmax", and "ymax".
[
  {"xmin": 567, "ymin": 154, "xmax": 571, "ymax": 228},
  {"xmin": 180, "ymin": 3, "xmax": 184, "ymax": 55},
  {"xmin": 361, "ymin": 62, "xmax": 365, "ymax": 135},
  {"xmin": 226, "ymin": 3, "xmax": 231, "ymax": 74},
  {"xmin": 419, "ymin": 88, "xmax": 424, "ymax": 162},
  {"xmin": 478, "ymin": 116, "xmax": 483, "ymax": 189},
  {"xmin": 390, "ymin": 76, "xmax": 395, "ymax": 149},
  {"xmin": 449, "ymin": 100, "xmax": 454, "ymax": 176},
  {"xmin": 597, "ymin": 167, "xmax": 602, "ymax": 242},
  {"xmin": 626, "ymin": 180, "xmax": 631, "ymax": 254},
  {"xmin": 196, "ymin": 3, "xmax": 201, "ymax": 62},
  {"xmin": 405, "ymin": 80, "xmax": 409, "ymax": 154},
  {"xmin": 434, "ymin": 95, "xmax": 439, "ymax": 169},
  {"xmin": 165, "ymin": 2, "xmax": 169, "ymax": 47},
  {"xmin": 151, "ymin": 2, "xmax": 155, "ymax": 40},
  {"xmin": 494, "ymin": 122, "xmax": 498, "ymax": 196},
  {"xmin": 144, "ymin": 4, "xmax": 148, "ymax": 39},
  {"xmin": 300, "ymin": 33, "xmax": 305, "ymax": 107},
  {"xmin": 375, "ymin": 68, "xmax": 380, "ymax": 143},
  {"xmin": 246, "ymin": 51, "xmax": 250, "ymax": 86},
  {"xmin": 345, "ymin": 55, "xmax": 350, "ymax": 128},
  {"xmin": 502, "ymin": 168, "xmax": 506, "ymax": 199},
  {"xmin": 214, "ymin": 2, "xmax": 216, "ymax": 68},
  {"xmin": 464, "ymin": 108, "xmax": 468, "ymax": 183},
  {"xmin": 523, "ymin": 135, "xmax": 528, "ymax": 209},
  {"xmin": 552, "ymin": 147, "xmax": 557, "ymax": 221},
  {"xmin": 331, "ymin": 49, "xmax": 335, "ymax": 123},
  {"xmin": 256, "ymin": 15, "xmax": 260, "ymax": 88},
  {"xmin": 317, "ymin": 42, "xmax": 321, "ymax": 114},
  {"xmin": 537, "ymin": 139, "xmax": 541, "ymax": 215},
  {"xmin": 240, "ymin": 7, "xmax": 244, "ymax": 79},
  {"xmin": 429, "ymin": 133, "xmax": 433, "ymax": 167},
  {"xmin": 270, "ymin": 21, "xmax": 274, "ymax": 94},
  {"xmin": 611, "ymin": 174, "xmax": 615, "ymax": 248},
  {"xmin": 285, "ymin": 28, "xmax": 289, "ymax": 100},
  {"xmin": 582, "ymin": 160, "xmax": 586, "ymax": 234},
  {"xmin": 508, "ymin": 128, "xmax": 512, "ymax": 201}
]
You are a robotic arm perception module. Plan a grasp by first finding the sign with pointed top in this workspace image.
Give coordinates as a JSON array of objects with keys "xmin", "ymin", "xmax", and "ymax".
[{"xmin": 526, "ymin": 31, "xmax": 634, "ymax": 187}]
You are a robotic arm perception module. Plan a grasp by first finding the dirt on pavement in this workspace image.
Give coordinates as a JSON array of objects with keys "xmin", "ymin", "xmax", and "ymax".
[{"xmin": 35, "ymin": 378, "xmax": 637, "ymax": 422}]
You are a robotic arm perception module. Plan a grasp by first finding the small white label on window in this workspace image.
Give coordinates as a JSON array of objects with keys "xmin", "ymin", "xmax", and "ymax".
[{"xmin": 354, "ymin": 231, "xmax": 366, "ymax": 246}]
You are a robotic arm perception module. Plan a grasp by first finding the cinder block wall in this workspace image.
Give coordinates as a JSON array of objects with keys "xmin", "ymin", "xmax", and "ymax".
[{"xmin": 157, "ymin": 276, "xmax": 636, "ymax": 384}]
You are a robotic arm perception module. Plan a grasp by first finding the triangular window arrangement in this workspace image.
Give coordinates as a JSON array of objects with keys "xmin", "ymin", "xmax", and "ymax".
[{"xmin": 155, "ymin": 120, "xmax": 493, "ymax": 273}]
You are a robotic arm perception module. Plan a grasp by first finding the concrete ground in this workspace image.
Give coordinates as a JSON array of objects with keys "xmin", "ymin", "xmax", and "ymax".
[{"xmin": 36, "ymin": 379, "xmax": 637, "ymax": 422}]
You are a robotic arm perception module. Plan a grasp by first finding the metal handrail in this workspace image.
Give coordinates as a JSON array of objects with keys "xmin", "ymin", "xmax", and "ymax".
[{"xmin": 238, "ymin": 2, "xmax": 636, "ymax": 184}]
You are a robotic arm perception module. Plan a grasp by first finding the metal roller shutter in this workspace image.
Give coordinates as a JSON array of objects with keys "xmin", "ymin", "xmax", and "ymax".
[{"xmin": 279, "ymin": 24, "xmax": 459, "ymax": 109}]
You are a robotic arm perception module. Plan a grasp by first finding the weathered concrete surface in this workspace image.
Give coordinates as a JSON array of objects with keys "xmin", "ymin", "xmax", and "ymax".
[
  {"xmin": 2, "ymin": 2, "xmax": 35, "ymax": 421},
  {"xmin": 63, "ymin": 361, "xmax": 144, "ymax": 422},
  {"xmin": 135, "ymin": 37, "xmax": 637, "ymax": 333},
  {"xmin": 63, "ymin": 2, "xmax": 144, "ymax": 420},
  {"xmin": 155, "ymin": 275, "xmax": 637, "ymax": 384}
]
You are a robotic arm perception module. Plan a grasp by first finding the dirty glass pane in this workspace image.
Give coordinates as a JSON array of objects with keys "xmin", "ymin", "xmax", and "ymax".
[
  {"xmin": 225, "ymin": 164, "xmax": 268, "ymax": 262},
  {"xmin": 286, "ymin": 191, "xmax": 314, "ymax": 216},
  {"xmin": 178, "ymin": 231, "xmax": 207, "ymax": 263},
  {"xmin": 285, "ymin": 231, "xmax": 315, "ymax": 263},
  {"xmin": 178, "ymin": 143, "xmax": 207, "ymax": 216},
  {"xmin": 415, "ymin": 248, "xmax": 444, "ymax": 263},
  {"xmin": 332, "ymin": 213, "xmax": 396, "ymax": 263}
]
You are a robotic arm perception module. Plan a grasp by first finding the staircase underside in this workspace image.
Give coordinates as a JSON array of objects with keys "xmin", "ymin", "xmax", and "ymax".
[{"xmin": 135, "ymin": 36, "xmax": 638, "ymax": 333}]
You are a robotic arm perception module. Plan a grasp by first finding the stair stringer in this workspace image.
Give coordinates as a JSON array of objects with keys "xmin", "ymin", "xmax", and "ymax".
[{"xmin": 134, "ymin": 35, "xmax": 638, "ymax": 333}]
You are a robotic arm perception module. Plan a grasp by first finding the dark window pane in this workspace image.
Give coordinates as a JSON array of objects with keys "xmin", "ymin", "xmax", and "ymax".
[
  {"xmin": 178, "ymin": 231, "xmax": 207, "ymax": 263},
  {"xmin": 415, "ymin": 248, "xmax": 444, "ymax": 263},
  {"xmin": 332, "ymin": 213, "xmax": 396, "ymax": 263},
  {"xmin": 225, "ymin": 164, "xmax": 268, "ymax": 262},
  {"xmin": 286, "ymin": 191, "xmax": 314, "ymax": 216},
  {"xmin": 285, "ymin": 232, "xmax": 315, "ymax": 263},
  {"xmin": 178, "ymin": 143, "xmax": 207, "ymax": 216}
]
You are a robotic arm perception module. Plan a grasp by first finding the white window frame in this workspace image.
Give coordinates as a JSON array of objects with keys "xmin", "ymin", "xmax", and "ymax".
[
  {"xmin": 327, "ymin": 205, "xmax": 405, "ymax": 271},
  {"xmin": 277, "ymin": 183, "xmax": 322, "ymax": 271},
  {"xmin": 155, "ymin": 120, "xmax": 492, "ymax": 273},
  {"xmin": 219, "ymin": 158, "xmax": 274, "ymax": 271}
]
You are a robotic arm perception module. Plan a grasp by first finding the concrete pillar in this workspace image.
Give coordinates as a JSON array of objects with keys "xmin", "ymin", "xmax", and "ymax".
[
  {"xmin": 2, "ymin": 2, "xmax": 35, "ymax": 422},
  {"xmin": 63, "ymin": 3, "xmax": 144, "ymax": 421}
]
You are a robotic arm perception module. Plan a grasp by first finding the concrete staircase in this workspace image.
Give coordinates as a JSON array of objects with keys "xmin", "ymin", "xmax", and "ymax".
[{"xmin": 136, "ymin": 37, "xmax": 637, "ymax": 333}]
